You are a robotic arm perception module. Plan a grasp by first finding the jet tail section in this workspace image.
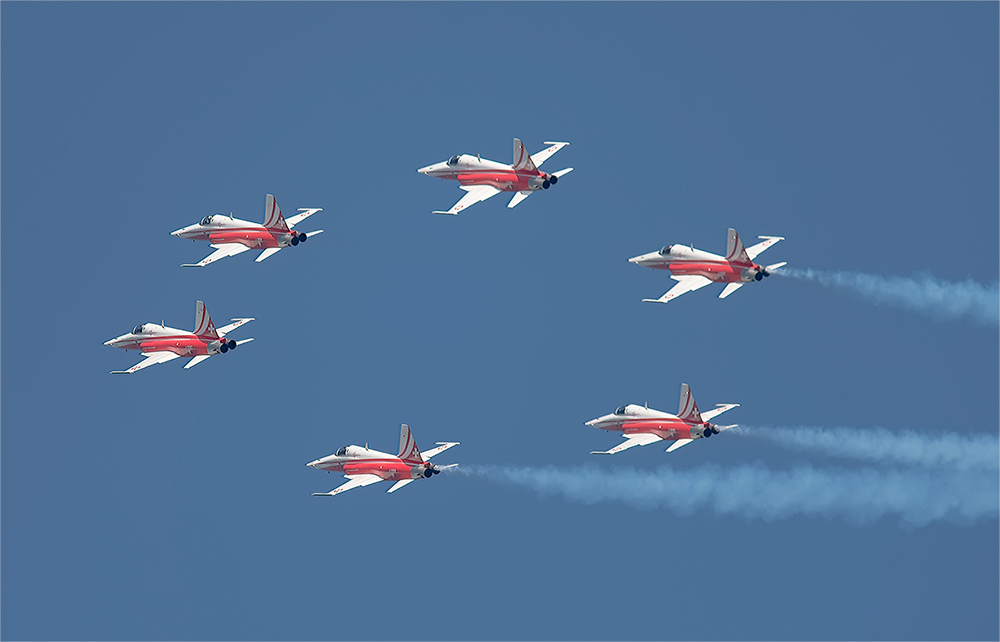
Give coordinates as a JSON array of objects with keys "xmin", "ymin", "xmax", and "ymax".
[
  {"xmin": 677, "ymin": 383, "xmax": 704, "ymax": 424},
  {"xmin": 398, "ymin": 423, "xmax": 423, "ymax": 462},
  {"xmin": 512, "ymin": 138, "xmax": 538, "ymax": 173},
  {"xmin": 725, "ymin": 228, "xmax": 752, "ymax": 265},
  {"xmin": 194, "ymin": 301, "xmax": 220, "ymax": 339},
  {"xmin": 264, "ymin": 194, "xmax": 291, "ymax": 232}
]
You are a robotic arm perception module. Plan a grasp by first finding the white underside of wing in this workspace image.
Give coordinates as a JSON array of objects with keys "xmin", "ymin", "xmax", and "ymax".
[
  {"xmin": 529, "ymin": 141, "xmax": 570, "ymax": 168},
  {"xmin": 182, "ymin": 243, "xmax": 251, "ymax": 267},
  {"xmin": 216, "ymin": 318, "xmax": 255, "ymax": 337},
  {"xmin": 719, "ymin": 282, "xmax": 744, "ymax": 299},
  {"xmin": 312, "ymin": 473, "xmax": 384, "ymax": 497},
  {"xmin": 434, "ymin": 185, "xmax": 501, "ymax": 215},
  {"xmin": 701, "ymin": 403, "xmax": 740, "ymax": 422},
  {"xmin": 745, "ymin": 236, "xmax": 784, "ymax": 261},
  {"xmin": 183, "ymin": 354, "xmax": 212, "ymax": 369},
  {"xmin": 111, "ymin": 351, "xmax": 181, "ymax": 374},
  {"xmin": 255, "ymin": 247, "xmax": 282, "ymax": 263},
  {"xmin": 643, "ymin": 275, "xmax": 713, "ymax": 304},
  {"xmin": 665, "ymin": 438, "xmax": 695, "ymax": 453},
  {"xmin": 284, "ymin": 208, "xmax": 323, "ymax": 229},
  {"xmin": 420, "ymin": 442, "xmax": 460, "ymax": 460},
  {"xmin": 386, "ymin": 479, "xmax": 416, "ymax": 494},
  {"xmin": 591, "ymin": 432, "xmax": 662, "ymax": 455},
  {"xmin": 507, "ymin": 191, "xmax": 532, "ymax": 208}
]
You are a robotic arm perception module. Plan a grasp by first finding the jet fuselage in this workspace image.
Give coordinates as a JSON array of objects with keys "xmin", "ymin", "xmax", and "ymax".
[
  {"xmin": 418, "ymin": 154, "xmax": 555, "ymax": 193},
  {"xmin": 307, "ymin": 446, "xmax": 435, "ymax": 481},
  {"xmin": 586, "ymin": 404, "xmax": 715, "ymax": 441},
  {"xmin": 629, "ymin": 246, "xmax": 767, "ymax": 284}
]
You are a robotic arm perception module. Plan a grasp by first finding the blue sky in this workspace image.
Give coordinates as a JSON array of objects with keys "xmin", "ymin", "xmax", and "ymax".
[{"xmin": 2, "ymin": 2, "xmax": 997, "ymax": 640}]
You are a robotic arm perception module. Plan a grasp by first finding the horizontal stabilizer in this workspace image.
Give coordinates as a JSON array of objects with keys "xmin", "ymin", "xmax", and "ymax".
[
  {"xmin": 183, "ymin": 355, "xmax": 212, "ymax": 369},
  {"xmin": 386, "ymin": 479, "xmax": 416, "ymax": 494},
  {"xmin": 255, "ymin": 248, "xmax": 282, "ymax": 263},
  {"xmin": 508, "ymin": 191, "xmax": 532, "ymax": 209},
  {"xmin": 234, "ymin": 338, "xmax": 255, "ymax": 346},
  {"xmin": 665, "ymin": 438, "xmax": 695, "ymax": 453},
  {"xmin": 719, "ymin": 282, "xmax": 744, "ymax": 299},
  {"xmin": 551, "ymin": 167, "xmax": 574, "ymax": 178},
  {"xmin": 766, "ymin": 261, "xmax": 787, "ymax": 271}
]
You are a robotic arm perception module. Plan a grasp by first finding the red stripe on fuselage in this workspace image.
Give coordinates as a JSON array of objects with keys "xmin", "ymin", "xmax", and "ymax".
[{"xmin": 668, "ymin": 262, "xmax": 752, "ymax": 282}]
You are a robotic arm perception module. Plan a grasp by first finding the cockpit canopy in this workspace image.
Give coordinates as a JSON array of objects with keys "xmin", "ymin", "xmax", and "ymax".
[
  {"xmin": 659, "ymin": 245, "xmax": 673, "ymax": 256},
  {"xmin": 447, "ymin": 155, "xmax": 461, "ymax": 166},
  {"xmin": 133, "ymin": 324, "xmax": 145, "ymax": 334},
  {"xmin": 615, "ymin": 405, "xmax": 628, "ymax": 415},
  {"xmin": 200, "ymin": 214, "xmax": 217, "ymax": 226},
  {"xmin": 336, "ymin": 446, "xmax": 348, "ymax": 456}
]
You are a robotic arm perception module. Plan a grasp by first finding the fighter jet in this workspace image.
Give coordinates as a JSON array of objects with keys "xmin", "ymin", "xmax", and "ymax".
[
  {"xmin": 630, "ymin": 228, "xmax": 786, "ymax": 303},
  {"xmin": 418, "ymin": 138, "xmax": 573, "ymax": 215},
  {"xmin": 308, "ymin": 424, "xmax": 459, "ymax": 497},
  {"xmin": 105, "ymin": 301, "xmax": 254, "ymax": 374},
  {"xmin": 586, "ymin": 383, "xmax": 739, "ymax": 454},
  {"xmin": 172, "ymin": 194, "xmax": 322, "ymax": 267}
]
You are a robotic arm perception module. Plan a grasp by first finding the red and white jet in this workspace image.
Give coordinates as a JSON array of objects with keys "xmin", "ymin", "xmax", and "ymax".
[
  {"xmin": 586, "ymin": 383, "xmax": 739, "ymax": 454},
  {"xmin": 104, "ymin": 301, "xmax": 254, "ymax": 374},
  {"xmin": 417, "ymin": 138, "xmax": 574, "ymax": 215},
  {"xmin": 172, "ymin": 194, "xmax": 323, "ymax": 267},
  {"xmin": 308, "ymin": 424, "xmax": 459, "ymax": 497},
  {"xmin": 630, "ymin": 228, "xmax": 786, "ymax": 303}
]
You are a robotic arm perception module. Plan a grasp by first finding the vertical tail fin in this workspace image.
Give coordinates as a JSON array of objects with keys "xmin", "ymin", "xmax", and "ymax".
[
  {"xmin": 512, "ymin": 138, "xmax": 538, "ymax": 173},
  {"xmin": 725, "ymin": 228, "xmax": 752, "ymax": 264},
  {"xmin": 264, "ymin": 194, "xmax": 290, "ymax": 232},
  {"xmin": 398, "ymin": 424, "xmax": 423, "ymax": 462},
  {"xmin": 193, "ymin": 301, "xmax": 220, "ymax": 339},
  {"xmin": 677, "ymin": 383, "xmax": 703, "ymax": 423}
]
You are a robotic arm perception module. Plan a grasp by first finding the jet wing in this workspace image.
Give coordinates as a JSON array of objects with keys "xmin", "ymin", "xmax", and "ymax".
[
  {"xmin": 665, "ymin": 439, "xmax": 695, "ymax": 453},
  {"xmin": 530, "ymin": 141, "xmax": 570, "ymax": 168},
  {"xmin": 719, "ymin": 283, "xmax": 744, "ymax": 299},
  {"xmin": 745, "ymin": 236, "xmax": 784, "ymax": 261},
  {"xmin": 421, "ymin": 442, "xmax": 460, "ymax": 460},
  {"xmin": 642, "ymin": 275, "xmax": 713, "ymax": 304},
  {"xmin": 216, "ymin": 318, "xmax": 255, "ymax": 337},
  {"xmin": 434, "ymin": 185, "xmax": 501, "ymax": 215},
  {"xmin": 702, "ymin": 403, "xmax": 740, "ymax": 422},
  {"xmin": 312, "ymin": 474, "xmax": 384, "ymax": 497},
  {"xmin": 284, "ymin": 208, "xmax": 323, "ymax": 229},
  {"xmin": 182, "ymin": 243, "xmax": 251, "ymax": 267},
  {"xmin": 111, "ymin": 351, "xmax": 181, "ymax": 374},
  {"xmin": 591, "ymin": 432, "xmax": 662, "ymax": 455}
]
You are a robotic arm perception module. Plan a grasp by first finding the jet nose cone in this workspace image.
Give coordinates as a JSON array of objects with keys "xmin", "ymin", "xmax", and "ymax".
[
  {"xmin": 585, "ymin": 418, "xmax": 599, "ymax": 427},
  {"xmin": 104, "ymin": 339, "xmax": 115, "ymax": 346},
  {"xmin": 306, "ymin": 459, "xmax": 321, "ymax": 468},
  {"xmin": 417, "ymin": 165, "xmax": 433, "ymax": 175}
]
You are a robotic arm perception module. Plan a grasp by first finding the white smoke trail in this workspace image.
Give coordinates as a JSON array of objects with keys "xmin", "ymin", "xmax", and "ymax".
[
  {"xmin": 738, "ymin": 425, "xmax": 999, "ymax": 472},
  {"xmin": 777, "ymin": 267, "xmax": 999, "ymax": 327},
  {"xmin": 453, "ymin": 463, "xmax": 998, "ymax": 528}
]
